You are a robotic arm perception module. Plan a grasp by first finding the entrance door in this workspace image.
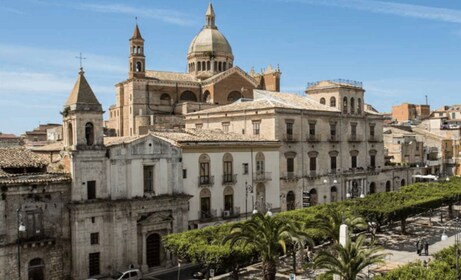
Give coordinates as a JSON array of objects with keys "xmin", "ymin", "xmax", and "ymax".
[
  {"xmin": 28, "ymin": 258, "xmax": 45, "ymax": 280},
  {"xmin": 146, "ymin": 233, "xmax": 161, "ymax": 267}
]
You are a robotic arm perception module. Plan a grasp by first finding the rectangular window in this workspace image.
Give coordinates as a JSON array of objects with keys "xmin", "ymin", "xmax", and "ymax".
[
  {"xmin": 286, "ymin": 122, "xmax": 293, "ymax": 136},
  {"xmin": 222, "ymin": 122, "xmax": 230, "ymax": 132},
  {"xmin": 351, "ymin": 123, "xmax": 357, "ymax": 136},
  {"xmin": 242, "ymin": 163, "xmax": 249, "ymax": 175},
  {"xmin": 90, "ymin": 232, "xmax": 99, "ymax": 245},
  {"xmin": 309, "ymin": 122, "xmax": 316, "ymax": 136},
  {"xmin": 89, "ymin": 252, "xmax": 100, "ymax": 277},
  {"xmin": 224, "ymin": 194, "xmax": 233, "ymax": 211},
  {"xmin": 351, "ymin": 156, "xmax": 357, "ymax": 168},
  {"xmin": 309, "ymin": 157, "xmax": 316, "ymax": 171},
  {"xmin": 370, "ymin": 155, "xmax": 376, "ymax": 167},
  {"xmin": 369, "ymin": 124, "xmax": 375, "ymax": 136},
  {"xmin": 287, "ymin": 158, "xmax": 294, "ymax": 173},
  {"xmin": 195, "ymin": 123, "xmax": 203, "ymax": 129},
  {"xmin": 330, "ymin": 156, "xmax": 337, "ymax": 172},
  {"xmin": 252, "ymin": 121, "xmax": 260, "ymax": 135},
  {"xmin": 200, "ymin": 162, "xmax": 210, "ymax": 184},
  {"xmin": 26, "ymin": 211, "xmax": 43, "ymax": 238},
  {"xmin": 87, "ymin": 181, "xmax": 96, "ymax": 200},
  {"xmin": 330, "ymin": 122, "xmax": 337, "ymax": 137},
  {"xmin": 256, "ymin": 160, "xmax": 265, "ymax": 174},
  {"xmin": 223, "ymin": 160, "xmax": 233, "ymax": 182},
  {"xmin": 182, "ymin": 169, "xmax": 187, "ymax": 179},
  {"xmin": 143, "ymin": 166, "xmax": 154, "ymax": 193}
]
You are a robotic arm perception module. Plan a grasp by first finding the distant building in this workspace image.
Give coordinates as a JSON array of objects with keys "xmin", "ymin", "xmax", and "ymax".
[
  {"xmin": 391, "ymin": 103, "xmax": 430, "ymax": 123},
  {"xmin": 106, "ymin": 3, "xmax": 281, "ymax": 136},
  {"xmin": 22, "ymin": 124, "xmax": 62, "ymax": 148},
  {"xmin": 0, "ymin": 132, "xmax": 22, "ymax": 147}
]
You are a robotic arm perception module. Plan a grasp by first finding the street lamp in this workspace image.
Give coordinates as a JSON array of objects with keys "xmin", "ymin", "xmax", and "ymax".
[
  {"xmin": 245, "ymin": 181, "xmax": 254, "ymax": 219},
  {"xmin": 17, "ymin": 209, "xmax": 26, "ymax": 279}
]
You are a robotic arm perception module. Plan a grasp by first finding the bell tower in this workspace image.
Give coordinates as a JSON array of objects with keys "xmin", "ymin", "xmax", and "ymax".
[
  {"xmin": 129, "ymin": 23, "xmax": 145, "ymax": 79},
  {"xmin": 62, "ymin": 67, "xmax": 104, "ymax": 150}
]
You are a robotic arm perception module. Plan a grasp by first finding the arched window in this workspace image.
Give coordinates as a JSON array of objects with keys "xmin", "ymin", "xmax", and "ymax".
[
  {"xmin": 85, "ymin": 122, "xmax": 94, "ymax": 145},
  {"xmin": 223, "ymin": 153, "xmax": 234, "ymax": 183},
  {"xmin": 160, "ymin": 93, "xmax": 171, "ymax": 105},
  {"xmin": 214, "ymin": 61, "xmax": 217, "ymax": 71},
  {"xmin": 330, "ymin": 97, "xmax": 336, "ymax": 107},
  {"xmin": 343, "ymin": 97, "xmax": 348, "ymax": 114},
  {"xmin": 286, "ymin": 191, "xmax": 295, "ymax": 210},
  {"xmin": 137, "ymin": 46, "xmax": 140, "ymax": 54},
  {"xmin": 350, "ymin": 98, "xmax": 355, "ymax": 114},
  {"xmin": 28, "ymin": 258, "xmax": 45, "ymax": 280},
  {"xmin": 330, "ymin": 186, "xmax": 337, "ymax": 202},
  {"xmin": 255, "ymin": 152, "xmax": 265, "ymax": 175},
  {"xmin": 227, "ymin": 91, "xmax": 242, "ymax": 103},
  {"xmin": 223, "ymin": 62, "xmax": 227, "ymax": 70},
  {"xmin": 309, "ymin": 188, "xmax": 318, "ymax": 206},
  {"xmin": 218, "ymin": 62, "xmax": 222, "ymax": 71},
  {"xmin": 401, "ymin": 179, "xmax": 406, "ymax": 186},
  {"xmin": 256, "ymin": 183, "xmax": 266, "ymax": 212},
  {"xmin": 200, "ymin": 188, "xmax": 211, "ymax": 218},
  {"xmin": 223, "ymin": 186, "xmax": 234, "ymax": 212},
  {"xmin": 202, "ymin": 90, "xmax": 211, "ymax": 103},
  {"xmin": 357, "ymin": 98, "xmax": 362, "ymax": 114},
  {"xmin": 136, "ymin": 61, "xmax": 142, "ymax": 72},
  {"xmin": 207, "ymin": 61, "xmax": 210, "ymax": 71},
  {"xmin": 197, "ymin": 61, "xmax": 202, "ymax": 71},
  {"xmin": 199, "ymin": 154, "xmax": 211, "ymax": 185},
  {"xmin": 67, "ymin": 123, "xmax": 73, "ymax": 146},
  {"xmin": 386, "ymin": 181, "xmax": 391, "ymax": 192},
  {"xmin": 320, "ymin": 97, "xmax": 326, "ymax": 105},
  {"xmin": 179, "ymin": 91, "xmax": 197, "ymax": 102}
]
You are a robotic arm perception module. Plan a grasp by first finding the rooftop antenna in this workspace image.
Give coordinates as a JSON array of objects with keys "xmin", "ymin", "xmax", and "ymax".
[
  {"xmin": 75, "ymin": 52, "xmax": 86, "ymax": 70},
  {"xmin": 425, "ymin": 95, "xmax": 428, "ymax": 105}
]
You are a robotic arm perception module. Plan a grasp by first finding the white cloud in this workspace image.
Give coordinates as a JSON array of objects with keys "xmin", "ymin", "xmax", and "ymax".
[
  {"xmin": 0, "ymin": 6, "xmax": 25, "ymax": 15},
  {"xmin": 273, "ymin": 0, "xmax": 461, "ymax": 24},
  {"xmin": 77, "ymin": 3, "xmax": 195, "ymax": 26}
]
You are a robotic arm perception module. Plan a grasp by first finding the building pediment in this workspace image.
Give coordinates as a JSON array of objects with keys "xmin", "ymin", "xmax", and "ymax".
[
  {"xmin": 202, "ymin": 66, "xmax": 258, "ymax": 87},
  {"xmin": 137, "ymin": 210, "xmax": 173, "ymax": 226}
]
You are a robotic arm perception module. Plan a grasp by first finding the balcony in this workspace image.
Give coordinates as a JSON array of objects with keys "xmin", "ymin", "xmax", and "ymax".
[
  {"xmin": 283, "ymin": 134, "xmax": 297, "ymax": 142},
  {"xmin": 222, "ymin": 174, "xmax": 237, "ymax": 185},
  {"xmin": 253, "ymin": 172, "xmax": 272, "ymax": 182},
  {"xmin": 348, "ymin": 134, "xmax": 362, "ymax": 142},
  {"xmin": 198, "ymin": 209, "xmax": 217, "ymax": 221},
  {"xmin": 306, "ymin": 170, "xmax": 318, "ymax": 178},
  {"xmin": 368, "ymin": 135, "xmax": 380, "ymax": 142},
  {"xmin": 281, "ymin": 172, "xmax": 300, "ymax": 180},
  {"xmin": 198, "ymin": 175, "xmax": 214, "ymax": 187},
  {"xmin": 328, "ymin": 135, "xmax": 340, "ymax": 142},
  {"xmin": 306, "ymin": 135, "xmax": 320, "ymax": 142},
  {"xmin": 221, "ymin": 207, "xmax": 240, "ymax": 219}
]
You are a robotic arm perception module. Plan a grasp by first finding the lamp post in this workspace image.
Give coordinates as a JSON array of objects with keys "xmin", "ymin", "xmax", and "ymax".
[
  {"xmin": 17, "ymin": 208, "xmax": 26, "ymax": 279},
  {"xmin": 245, "ymin": 181, "xmax": 254, "ymax": 219}
]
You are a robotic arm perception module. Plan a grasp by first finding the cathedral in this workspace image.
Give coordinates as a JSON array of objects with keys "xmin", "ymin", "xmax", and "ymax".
[{"xmin": 106, "ymin": 3, "xmax": 281, "ymax": 136}]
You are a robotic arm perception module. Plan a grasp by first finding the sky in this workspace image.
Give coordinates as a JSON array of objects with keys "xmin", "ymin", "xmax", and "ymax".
[{"xmin": 1, "ymin": 0, "xmax": 461, "ymax": 135}]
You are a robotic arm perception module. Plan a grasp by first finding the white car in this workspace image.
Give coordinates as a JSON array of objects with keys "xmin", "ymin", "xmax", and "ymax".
[{"xmin": 86, "ymin": 269, "xmax": 143, "ymax": 280}]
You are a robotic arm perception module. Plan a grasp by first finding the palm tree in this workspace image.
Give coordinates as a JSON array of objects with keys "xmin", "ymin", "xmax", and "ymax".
[
  {"xmin": 223, "ymin": 212, "xmax": 310, "ymax": 280},
  {"xmin": 309, "ymin": 206, "xmax": 367, "ymax": 243},
  {"xmin": 313, "ymin": 233, "xmax": 389, "ymax": 280}
]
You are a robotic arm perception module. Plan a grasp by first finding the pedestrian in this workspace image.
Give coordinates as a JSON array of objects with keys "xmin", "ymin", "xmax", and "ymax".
[
  {"xmin": 424, "ymin": 241, "xmax": 429, "ymax": 256},
  {"xmin": 419, "ymin": 240, "xmax": 424, "ymax": 256},
  {"xmin": 416, "ymin": 239, "xmax": 420, "ymax": 255}
]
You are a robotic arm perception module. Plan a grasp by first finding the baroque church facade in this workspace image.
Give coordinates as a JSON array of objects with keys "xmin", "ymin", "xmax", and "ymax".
[{"xmin": 106, "ymin": 3, "xmax": 281, "ymax": 136}]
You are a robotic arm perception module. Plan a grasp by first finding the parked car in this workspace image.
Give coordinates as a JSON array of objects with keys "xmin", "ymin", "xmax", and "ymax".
[{"xmin": 86, "ymin": 269, "xmax": 143, "ymax": 280}]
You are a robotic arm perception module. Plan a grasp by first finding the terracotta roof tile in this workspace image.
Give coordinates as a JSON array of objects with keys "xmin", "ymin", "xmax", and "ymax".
[
  {"xmin": 0, "ymin": 147, "xmax": 48, "ymax": 169},
  {"xmin": 152, "ymin": 128, "xmax": 275, "ymax": 143},
  {"xmin": 145, "ymin": 70, "xmax": 198, "ymax": 82},
  {"xmin": 0, "ymin": 172, "xmax": 71, "ymax": 184}
]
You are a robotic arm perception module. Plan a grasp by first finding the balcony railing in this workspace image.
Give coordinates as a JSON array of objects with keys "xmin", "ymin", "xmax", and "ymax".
[
  {"xmin": 306, "ymin": 135, "xmax": 320, "ymax": 142},
  {"xmin": 348, "ymin": 134, "xmax": 362, "ymax": 142},
  {"xmin": 198, "ymin": 175, "xmax": 214, "ymax": 187},
  {"xmin": 368, "ymin": 135, "xmax": 380, "ymax": 142},
  {"xmin": 222, "ymin": 174, "xmax": 237, "ymax": 185},
  {"xmin": 221, "ymin": 207, "xmax": 240, "ymax": 219},
  {"xmin": 306, "ymin": 170, "xmax": 318, "ymax": 177},
  {"xmin": 198, "ymin": 209, "xmax": 217, "ymax": 221},
  {"xmin": 253, "ymin": 172, "xmax": 272, "ymax": 182},
  {"xmin": 281, "ymin": 172, "xmax": 300, "ymax": 180},
  {"xmin": 283, "ymin": 134, "xmax": 296, "ymax": 142},
  {"xmin": 329, "ymin": 135, "xmax": 340, "ymax": 142}
]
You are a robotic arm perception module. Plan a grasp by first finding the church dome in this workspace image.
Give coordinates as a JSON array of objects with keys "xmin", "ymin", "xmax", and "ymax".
[{"xmin": 188, "ymin": 28, "xmax": 233, "ymax": 56}]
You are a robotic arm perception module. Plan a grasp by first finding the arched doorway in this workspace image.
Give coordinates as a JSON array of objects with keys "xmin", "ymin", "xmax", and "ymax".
[
  {"xmin": 351, "ymin": 180, "xmax": 359, "ymax": 198},
  {"xmin": 256, "ymin": 183, "xmax": 266, "ymax": 212},
  {"xmin": 202, "ymin": 90, "xmax": 211, "ymax": 103},
  {"xmin": 146, "ymin": 233, "xmax": 161, "ymax": 267},
  {"xmin": 309, "ymin": 189, "xmax": 318, "ymax": 206},
  {"xmin": 386, "ymin": 181, "xmax": 391, "ymax": 192},
  {"xmin": 28, "ymin": 258, "xmax": 45, "ymax": 280},
  {"xmin": 160, "ymin": 93, "xmax": 171, "ymax": 105},
  {"xmin": 401, "ymin": 179, "xmax": 406, "ymax": 187},
  {"xmin": 330, "ymin": 186, "xmax": 337, "ymax": 202},
  {"xmin": 369, "ymin": 182, "xmax": 376, "ymax": 194},
  {"xmin": 286, "ymin": 191, "xmax": 295, "ymax": 210}
]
